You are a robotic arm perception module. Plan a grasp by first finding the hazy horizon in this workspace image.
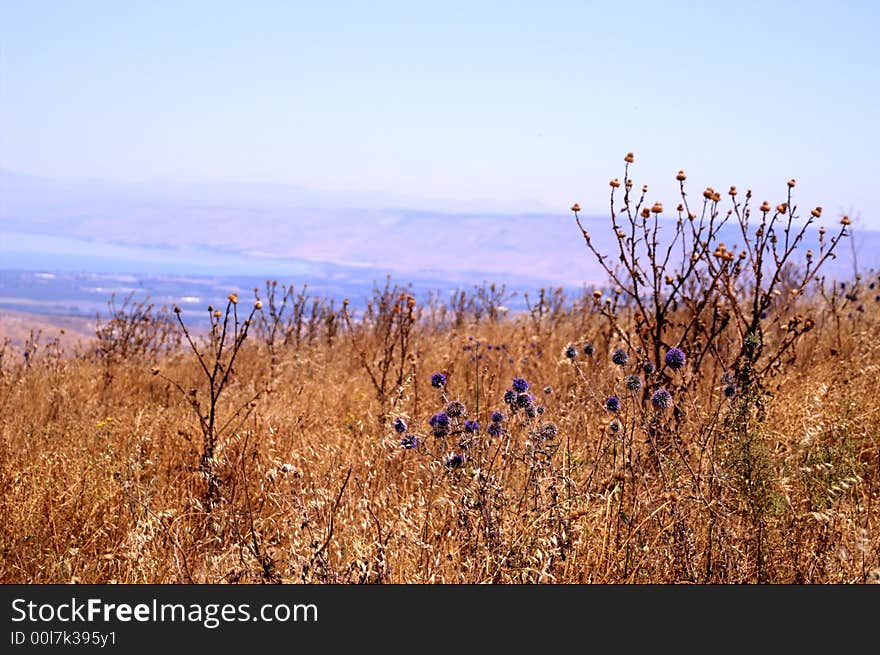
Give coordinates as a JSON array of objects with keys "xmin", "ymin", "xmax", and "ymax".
[{"xmin": 3, "ymin": 1, "xmax": 879, "ymax": 224}]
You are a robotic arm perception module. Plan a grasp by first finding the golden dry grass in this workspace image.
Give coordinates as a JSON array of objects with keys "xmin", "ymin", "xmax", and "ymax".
[{"xmin": 1, "ymin": 286, "xmax": 878, "ymax": 584}]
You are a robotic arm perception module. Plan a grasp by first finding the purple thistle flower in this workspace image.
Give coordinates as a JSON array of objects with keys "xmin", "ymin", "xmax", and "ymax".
[
  {"xmin": 611, "ymin": 348, "xmax": 629, "ymax": 366},
  {"xmin": 651, "ymin": 388, "xmax": 673, "ymax": 410},
  {"xmin": 429, "ymin": 412, "xmax": 450, "ymax": 437},
  {"xmin": 564, "ymin": 344, "xmax": 577, "ymax": 359},
  {"xmin": 605, "ymin": 396, "xmax": 621, "ymax": 412},
  {"xmin": 463, "ymin": 419, "xmax": 480, "ymax": 433},
  {"xmin": 430, "ymin": 372, "xmax": 447, "ymax": 388},
  {"xmin": 503, "ymin": 389, "xmax": 516, "ymax": 404},
  {"xmin": 487, "ymin": 422, "xmax": 503, "ymax": 437},
  {"xmin": 665, "ymin": 348, "xmax": 686, "ymax": 370},
  {"xmin": 512, "ymin": 377, "xmax": 530, "ymax": 392},
  {"xmin": 445, "ymin": 452, "xmax": 465, "ymax": 469},
  {"xmin": 491, "ymin": 410, "xmax": 504, "ymax": 423},
  {"xmin": 445, "ymin": 400, "xmax": 467, "ymax": 418},
  {"xmin": 625, "ymin": 374, "xmax": 642, "ymax": 392},
  {"xmin": 583, "ymin": 343, "xmax": 595, "ymax": 356},
  {"xmin": 723, "ymin": 383, "xmax": 737, "ymax": 398},
  {"xmin": 516, "ymin": 392, "xmax": 534, "ymax": 409},
  {"xmin": 392, "ymin": 417, "xmax": 408, "ymax": 434},
  {"xmin": 400, "ymin": 434, "xmax": 419, "ymax": 449},
  {"xmin": 642, "ymin": 361, "xmax": 655, "ymax": 375}
]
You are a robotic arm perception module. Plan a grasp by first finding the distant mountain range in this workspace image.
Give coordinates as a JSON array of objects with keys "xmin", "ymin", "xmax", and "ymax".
[{"xmin": 1, "ymin": 170, "xmax": 878, "ymax": 320}]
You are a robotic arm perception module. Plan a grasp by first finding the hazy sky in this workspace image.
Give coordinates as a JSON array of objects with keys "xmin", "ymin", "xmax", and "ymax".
[{"xmin": 2, "ymin": 1, "xmax": 879, "ymax": 220}]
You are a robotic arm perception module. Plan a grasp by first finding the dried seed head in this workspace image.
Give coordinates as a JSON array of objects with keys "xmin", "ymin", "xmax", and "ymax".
[
  {"xmin": 729, "ymin": 186, "xmax": 737, "ymax": 196},
  {"xmin": 254, "ymin": 300, "xmax": 263, "ymax": 310},
  {"xmin": 676, "ymin": 170, "xmax": 686, "ymax": 181},
  {"xmin": 776, "ymin": 203, "xmax": 788, "ymax": 214},
  {"xmin": 651, "ymin": 202, "xmax": 663, "ymax": 214},
  {"xmin": 640, "ymin": 207, "xmax": 651, "ymax": 219},
  {"xmin": 173, "ymin": 305, "xmax": 181, "ymax": 313},
  {"xmin": 760, "ymin": 201, "xmax": 771, "ymax": 212},
  {"xmin": 610, "ymin": 179, "xmax": 621, "ymax": 188},
  {"xmin": 213, "ymin": 310, "xmax": 222, "ymax": 318},
  {"xmin": 228, "ymin": 293, "xmax": 239, "ymax": 305},
  {"xmin": 788, "ymin": 178, "xmax": 796, "ymax": 188},
  {"xmin": 592, "ymin": 289, "xmax": 602, "ymax": 299},
  {"xmin": 677, "ymin": 203, "xmax": 684, "ymax": 212},
  {"xmin": 641, "ymin": 184, "xmax": 648, "ymax": 193},
  {"xmin": 624, "ymin": 152, "xmax": 634, "ymax": 163},
  {"xmin": 841, "ymin": 215, "xmax": 851, "ymax": 225},
  {"xmin": 625, "ymin": 179, "xmax": 633, "ymax": 188},
  {"xmin": 571, "ymin": 203, "xmax": 581, "ymax": 212},
  {"xmin": 811, "ymin": 206, "xmax": 823, "ymax": 217}
]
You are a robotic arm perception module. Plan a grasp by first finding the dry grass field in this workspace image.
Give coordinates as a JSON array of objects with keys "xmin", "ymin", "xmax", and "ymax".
[{"xmin": 2, "ymin": 163, "xmax": 879, "ymax": 584}]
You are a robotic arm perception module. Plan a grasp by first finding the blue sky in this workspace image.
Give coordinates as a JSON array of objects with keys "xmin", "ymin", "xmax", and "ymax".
[{"xmin": 2, "ymin": 1, "xmax": 879, "ymax": 221}]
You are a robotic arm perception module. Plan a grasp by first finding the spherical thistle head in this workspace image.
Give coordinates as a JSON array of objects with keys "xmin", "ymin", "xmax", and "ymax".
[
  {"xmin": 592, "ymin": 289, "xmax": 602, "ymax": 300},
  {"xmin": 651, "ymin": 202, "xmax": 663, "ymax": 214},
  {"xmin": 665, "ymin": 347, "xmax": 687, "ymax": 371},
  {"xmin": 841, "ymin": 215, "xmax": 851, "ymax": 226},
  {"xmin": 430, "ymin": 372, "xmax": 447, "ymax": 388},
  {"xmin": 583, "ymin": 342, "xmax": 596, "ymax": 356},
  {"xmin": 703, "ymin": 187, "xmax": 714, "ymax": 199},
  {"xmin": 516, "ymin": 392, "xmax": 534, "ymax": 409},
  {"xmin": 503, "ymin": 389, "xmax": 516, "ymax": 405},
  {"xmin": 610, "ymin": 178, "xmax": 621, "ymax": 188},
  {"xmin": 445, "ymin": 400, "xmax": 467, "ymax": 418},
  {"xmin": 811, "ymin": 206, "xmax": 823, "ymax": 218},
  {"xmin": 611, "ymin": 348, "xmax": 629, "ymax": 366},
  {"xmin": 651, "ymin": 388, "xmax": 673, "ymax": 410},
  {"xmin": 608, "ymin": 419, "xmax": 622, "ymax": 434},
  {"xmin": 491, "ymin": 410, "xmax": 505, "ymax": 423},
  {"xmin": 723, "ymin": 383, "xmax": 737, "ymax": 398},
  {"xmin": 676, "ymin": 170, "xmax": 686, "ymax": 181},
  {"xmin": 788, "ymin": 178, "xmax": 796, "ymax": 188},
  {"xmin": 605, "ymin": 396, "xmax": 622, "ymax": 412},
  {"xmin": 642, "ymin": 361, "xmax": 655, "ymax": 375},
  {"xmin": 640, "ymin": 208, "xmax": 651, "ymax": 219},
  {"xmin": 543, "ymin": 385, "xmax": 553, "ymax": 395},
  {"xmin": 254, "ymin": 300, "xmax": 263, "ymax": 310},
  {"xmin": 512, "ymin": 377, "xmax": 530, "ymax": 393},
  {"xmin": 463, "ymin": 419, "xmax": 480, "ymax": 434},
  {"xmin": 536, "ymin": 422, "xmax": 559, "ymax": 441},
  {"xmin": 487, "ymin": 422, "xmax": 503, "ymax": 438},
  {"xmin": 400, "ymin": 434, "xmax": 419, "ymax": 449},
  {"xmin": 564, "ymin": 344, "xmax": 578, "ymax": 359},
  {"xmin": 227, "ymin": 293, "xmax": 239, "ymax": 305},
  {"xmin": 524, "ymin": 403, "xmax": 538, "ymax": 419},
  {"xmin": 729, "ymin": 186, "xmax": 737, "ymax": 196},
  {"xmin": 445, "ymin": 452, "xmax": 465, "ymax": 469},
  {"xmin": 624, "ymin": 152, "xmax": 634, "ymax": 163},
  {"xmin": 625, "ymin": 374, "xmax": 643, "ymax": 392},
  {"xmin": 776, "ymin": 203, "xmax": 787, "ymax": 214},
  {"xmin": 173, "ymin": 305, "xmax": 181, "ymax": 314},
  {"xmin": 392, "ymin": 417, "xmax": 408, "ymax": 434},
  {"xmin": 760, "ymin": 201, "xmax": 771, "ymax": 212},
  {"xmin": 213, "ymin": 310, "xmax": 222, "ymax": 319},
  {"xmin": 571, "ymin": 203, "xmax": 581, "ymax": 213}
]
